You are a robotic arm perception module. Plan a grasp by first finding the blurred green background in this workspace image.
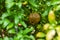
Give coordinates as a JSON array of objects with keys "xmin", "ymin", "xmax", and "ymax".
[{"xmin": 0, "ymin": 0, "xmax": 60, "ymax": 40}]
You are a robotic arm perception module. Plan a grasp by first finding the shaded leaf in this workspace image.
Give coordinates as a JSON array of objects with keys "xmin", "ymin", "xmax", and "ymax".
[{"xmin": 0, "ymin": 38, "xmax": 2, "ymax": 40}]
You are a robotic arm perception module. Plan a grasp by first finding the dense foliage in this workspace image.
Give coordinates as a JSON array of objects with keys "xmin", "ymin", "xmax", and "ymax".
[{"xmin": 0, "ymin": 0, "xmax": 60, "ymax": 40}]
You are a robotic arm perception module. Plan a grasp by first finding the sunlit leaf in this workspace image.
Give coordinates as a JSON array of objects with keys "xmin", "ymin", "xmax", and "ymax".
[
  {"xmin": 3, "ymin": 37, "xmax": 9, "ymax": 40},
  {"xmin": 23, "ymin": 27, "xmax": 34, "ymax": 34},
  {"xmin": 54, "ymin": 5, "xmax": 60, "ymax": 11},
  {"xmin": 5, "ymin": 0, "xmax": 14, "ymax": 3},
  {"xmin": 6, "ymin": 23, "xmax": 14, "ymax": 30},
  {"xmin": 51, "ymin": 0, "xmax": 60, "ymax": 5},
  {"xmin": 5, "ymin": 0, "xmax": 14, "ymax": 9},
  {"xmin": 14, "ymin": 15, "xmax": 19, "ymax": 24},
  {"xmin": 42, "ymin": 8, "xmax": 50, "ymax": 17},
  {"xmin": 0, "ymin": 20, "xmax": 3, "ymax": 24},
  {"xmin": 1, "ymin": 12, "xmax": 10, "ymax": 19},
  {"xmin": 3, "ymin": 19, "xmax": 10, "ymax": 28},
  {"xmin": 20, "ymin": 21, "xmax": 27, "ymax": 28},
  {"xmin": 56, "ymin": 25, "xmax": 60, "ymax": 36},
  {"xmin": 29, "ymin": 0, "xmax": 38, "ymax": 8},
  {"xmin": 30, "ymin": 35, "xmax": 35, "ymax": 40},
  {"xmin": 9, "ymin": 38, "xmax": 13, "ymax": 40},
  {"xmin": 16, "ymin": 2, "xmax": 22, "ymax": 8},
  {"xmin": 8, "ymin": 29, "xmax": 15, "ymax": 34}
]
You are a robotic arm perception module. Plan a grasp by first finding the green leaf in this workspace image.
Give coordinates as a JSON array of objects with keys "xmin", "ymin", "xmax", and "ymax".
[
  {"xmin": 30, "ymin": 35, "xmax": 35, "ymax": 40},
  {"xmin": 9, "ymin": 38, "xmax": 13, "ymax": 40},
  {"xmin": 23, "ymin": 27, "xmax": 34, "ymax": 34},
  {"xmin": 8, "ymin": 29, "xmax": 15, "ymax": 34},
  {"xmin": 3, "ymin": 37, "xmax": 9, "ymax": 40},
  {"xmin": 5, "ymin": 0, "xmax": 14, "ymax": 9},
  {"xmin": 14, "ymin": 15, "xmax": 19, "ymax": 24},
  {"xmin": 56, "ymin": 25, "xmax": 60, "ymax": 36},
  {"xmin": 14, "ymin": 36, "xmax": 19, "ymax": 40},
  {"xmin": 17, "ymin": 34, "xmax": 22, "ymax": 39},
  {"xmin": 0, "ymin": 20, "xmax": 3, "ymax": 24},
  {"xmin": 18, "ymin": 12, "xmax": 24, "ymax": 20},
  {"xmin": 3, "ymin": 19, "xmax": 10, "ymax": 28},
  {"xmin": 42, "ymin": 10, "xmax": 49, "ymax": 17},
  {"xmin": 16, "ymin": 2, "xmax": 22, "ymax": 8},
  {"xmin": 29, "ymin": 0, "xmax": 38, "ymax": 8},
  {"xmin": 20, "ymin": 21, "xmax": 27, "ymax": 28},
  {"xmin": 46, "ymin": 0, "xmax": 60, "ymax": 6},
  {"xmin": 46, "ymin": 1, "xmax": 51, "ymax": 6},
  {"xmin": 54, "ymin": 5, "xmax": 60, "ymax": 11},
  {"xmin": 51, "ymin": 0, "xmax": 60, "ymax": 5},
  {"xmin": 20, "ymin": 38, "xmax": 24, "ymax": 40},
  {"xmin": 6, "ymin": 23, "xmax": 14, "ymax": 30},
  {"xmin": 37, "ymin": 24, "xmax": 42, "ymax": 30},
  {"xmin": 1, "ymin": 12, "xmax": 10, "ymax": 19},
  {"xmin": 5, "ymin": 0, "xmax": 14, "ymax": 3},
  {"xmin": 42, "ymin": 7, "xmax": 50, "ymax": 17},
  {"xmin": 14, "ymin": 33, "xmax": 23, "ymax": 40},
  {"xmin": 0, "ymin": 38, "xmax": 2, "ymax": 40},
  {"xmin": 23, "ymin": 35, "xmax": 31, "ymax": 39}
]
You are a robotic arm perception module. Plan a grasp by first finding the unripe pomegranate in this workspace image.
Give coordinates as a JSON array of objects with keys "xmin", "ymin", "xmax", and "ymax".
[{"xmin": 48, "ymin": 10, "xmax": 56, "ymax": 24}]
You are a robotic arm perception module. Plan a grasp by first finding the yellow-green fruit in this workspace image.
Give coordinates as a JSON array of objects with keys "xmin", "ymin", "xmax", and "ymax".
[
  {"xmin": 46, "ymin": 30, "xmax": 56, "ymax": 40},
  {"xmin": 56, "ymin": 25, "xmax": 60, "ymax": 36},
  {"xmin": 43, "ymin": 23, "xmax": 50, "ymax": 30},
  {"xmin": 22, "ymin": 1, "xmax": 28, "ymax": 5},
  {"xmin": 36, "ymin": 32, "xmax": 45, "ymax": 38},
  {"xmin": 48, "ymin": 10, "xmax": 56, "ymax": 24},
  {"xmin": 57, "ymin": 36, "xmax": 60, "ymax": 40},
  {"xmin": 29, "ymin": 12, "xmax": 40, "ymax": 25}
]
